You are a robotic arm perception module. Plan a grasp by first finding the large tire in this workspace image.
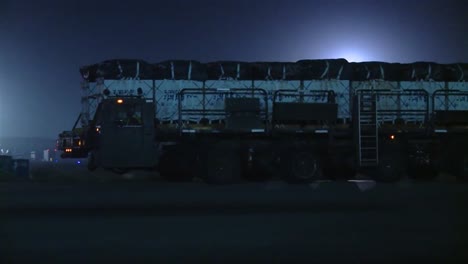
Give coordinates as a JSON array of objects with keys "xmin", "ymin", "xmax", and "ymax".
[
  {"xmin": 158, "ymin": 146, "xmax": 195, "ymax": 181},
  {"xmin": 370, "ymin": 158, "xmax": 403, "ymax": 182},
  {"xmin": 284, "ymin": 151, "xmax": 322, "ymax": 183},
  {"xmin": 243, "ymin": 150, "xmax": 276, "ymax": 182},
  {"xmin": 323, "ymin": 154, "xmax": 356, "ymax": 180},
  {"xmin": 407, "ymin": 150, "xmax": 437, "ymax": 180},
  {"xmin": 205, "ymin": 147, "xmax": 241, "ymax": 184},
  {"xmin": 408, "ymin": 163, "xmax": 438, "ymax": 181}
]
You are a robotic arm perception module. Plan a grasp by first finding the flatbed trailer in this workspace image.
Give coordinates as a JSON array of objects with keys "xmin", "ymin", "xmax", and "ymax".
[{"xmin": 57, "ymin": 59, "xmax": 468, "ymax": 183}]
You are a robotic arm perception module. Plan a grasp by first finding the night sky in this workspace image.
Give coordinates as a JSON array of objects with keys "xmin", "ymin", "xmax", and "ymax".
[{"xmin": 0, "ymin": 0, "xmax": 466, "ymax": 138}]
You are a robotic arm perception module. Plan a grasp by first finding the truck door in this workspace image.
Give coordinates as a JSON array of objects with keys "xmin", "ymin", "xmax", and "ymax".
[{"xmin": 99, "ymin": 98, "xmax": 157, "ymax": 170}]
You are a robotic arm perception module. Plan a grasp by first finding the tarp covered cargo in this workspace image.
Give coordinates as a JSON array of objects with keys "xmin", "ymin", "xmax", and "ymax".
[
  {"xmin": 80, "ymin": 59, "xmax": 467, "ymax": 82},
  {"xmin": 351, "ymin": 62, "xmax": 401, "ymax": 81},
  {"xmin": 205, "ymin": 61, "xmax": 252, "ymax": 80},
  {"xmin": 153, "ymin": 60, "xmax": 207, "ymax": 80},
  {"xmin": 399, "ymin": 62, "xmax": 444, "ymax": 81},
  {"xmin": 296, "ymin": 59, "xmax": 350, "ymax": 80},
  {"xmin": 80, "ymin": 59, "xmax": 154, "ymax": 81},
  {"xmin": 443, "ymin": 63, "xmax": 468, "ymax": 81},
  {"xmin": 251, "ymin": 62, "xmax": 302, "ymax": 80}
]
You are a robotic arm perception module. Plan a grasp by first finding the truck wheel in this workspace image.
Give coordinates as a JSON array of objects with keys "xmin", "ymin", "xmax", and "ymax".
[
  {"xmin": 244, "ymin": 152, "xmax": 275, "ymax": 182},
  {"xmin": 158, "ymin": 147, "xmax": 193, "ymax": 181},
  {"xmin": 408, "ymin": 164, "xmax": 437, "ymax": 180},
  {"xmin": 205, "ymin": 147, "xmax": 241, "ymax": 184},
  {"xmin": 285, "ymin": 152, "xmax": 322, "ymax": 183},
  {"xmin": 323, "ymin": 154, "xmax": 356, "ymax": 180},
  {"xmin": 370, "ymin": 158, "xmax": 403, "ymax": 182}
]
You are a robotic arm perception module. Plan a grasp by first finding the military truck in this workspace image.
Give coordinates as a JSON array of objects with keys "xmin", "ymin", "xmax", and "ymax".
[{"xmin": 58, "ymin": 59, "xmax": 468, "ymax": 183}]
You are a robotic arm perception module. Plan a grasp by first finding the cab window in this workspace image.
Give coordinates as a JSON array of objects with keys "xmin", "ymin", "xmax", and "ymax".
[{"xmin": 115, "ymin": 103, "xmax": 143, "ymax": 126}]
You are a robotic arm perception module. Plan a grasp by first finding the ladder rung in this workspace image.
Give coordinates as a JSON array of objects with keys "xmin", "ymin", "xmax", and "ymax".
[
  {"xmin": 361, "ymin": 162, "xmax": 378, "ymax": 166},
  {"xmin": 361, "ymin": 158, "xmax": 378, "ymax": 162},
  {"xmin": 358, "ymin": 93, "xmax": 379, "ymax": 168},
  {"xmin": 360, "ymin": 163, "xmax": 378, "ymax": 167}
]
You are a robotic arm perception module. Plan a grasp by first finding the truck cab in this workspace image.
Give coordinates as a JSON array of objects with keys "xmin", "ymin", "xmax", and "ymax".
[{"xmin": 87, "ymin": 97, "xmax": 158, "ymax": 172}]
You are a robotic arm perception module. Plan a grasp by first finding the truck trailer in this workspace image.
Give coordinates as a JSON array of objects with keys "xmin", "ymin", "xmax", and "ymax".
[{"xmin": 57, "ymin": 59, "xmax": 468, "ymax": 183}]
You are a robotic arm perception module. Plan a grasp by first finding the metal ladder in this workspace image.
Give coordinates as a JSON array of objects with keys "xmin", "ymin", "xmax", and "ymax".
[{"xmin": 357, "ymin": 92, "xmax": 378, "ymax": 167}]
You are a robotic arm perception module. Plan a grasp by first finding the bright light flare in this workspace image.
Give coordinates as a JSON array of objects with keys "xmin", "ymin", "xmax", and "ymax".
[{"xmin": 332, "ymin": 45, "xmax": 372, "ymax": 62}]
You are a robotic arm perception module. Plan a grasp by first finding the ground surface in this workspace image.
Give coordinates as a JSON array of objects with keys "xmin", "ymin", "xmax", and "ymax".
[{"xmin": 1, "ymin": 164, "xmax": 468, "ymax": 263}]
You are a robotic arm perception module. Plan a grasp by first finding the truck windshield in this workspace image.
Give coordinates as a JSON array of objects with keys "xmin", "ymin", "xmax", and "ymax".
[{"xmin": 114, "ymin": 103, "xmax": 143, "ymax": 126}]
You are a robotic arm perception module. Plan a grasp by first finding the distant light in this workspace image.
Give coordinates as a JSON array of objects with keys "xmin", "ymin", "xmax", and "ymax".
[
  {"xmin": 332, "ymin": 46, "xmax": 370, "ymax": 62},
  {"xmin": 343, "ymin": 53, "xmax": 365, "ymax": 62},
  {"xmin": 117, "ymin": 99, "xmax": 124, "ymax": 104},
  {"xmin": 390, "ymin": 135, "xmax": 395, "ymax": 140},
  {"xmin": 77, "ymin": 160, "xmax": 81, "ymax": 164}
]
